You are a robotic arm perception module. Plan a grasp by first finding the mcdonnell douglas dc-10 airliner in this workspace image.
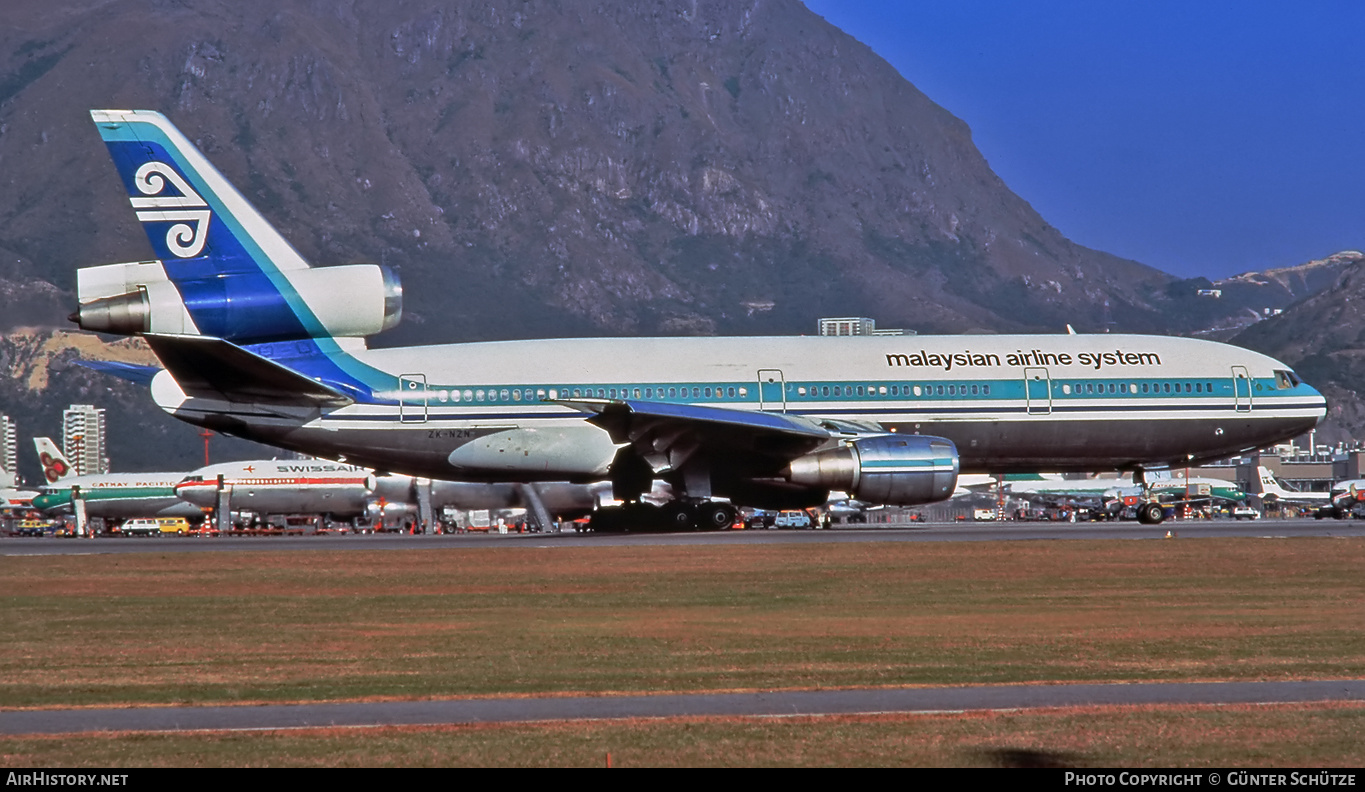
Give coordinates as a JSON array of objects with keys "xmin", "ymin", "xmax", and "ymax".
[{"xmin": 71, "ymin": 110, "xmax": 1326, "ymax": 529}]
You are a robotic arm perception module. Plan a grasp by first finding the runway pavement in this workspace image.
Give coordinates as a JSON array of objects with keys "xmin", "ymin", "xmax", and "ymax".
[
  {"xmin": 5, "ymin": 680, "xmax": 1364, "ymax": 735},
  {"xmin": 5, "ymin": 518, "xmax": 1365, "ymax": 555}
]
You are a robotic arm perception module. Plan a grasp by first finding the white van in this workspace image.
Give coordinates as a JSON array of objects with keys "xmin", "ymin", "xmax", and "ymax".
[{"xmin": 119, "ymin": 518, "xmax": 160, "ymax": 536}]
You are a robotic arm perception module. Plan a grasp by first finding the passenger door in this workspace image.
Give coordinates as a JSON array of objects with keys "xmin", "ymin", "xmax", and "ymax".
[
  {"xmin": 757, "ymin": 369, "xmax": 787, "ymax": 413},
  {"xmin": 1024, "ymin": 367, "xmax": 1052, "ymax": 415},
  {"xmin": 1232, "ymin": 366, "xmax": 1253, "ymax": 412},
  {"xmin": 399, "ymin": 374, "xmax": 428, "ymax": 423}
]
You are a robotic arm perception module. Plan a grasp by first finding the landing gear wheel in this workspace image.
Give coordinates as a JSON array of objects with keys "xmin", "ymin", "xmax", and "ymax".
[
  {"xmin": 1137, "ymin": 502, "xmax": 1165, "ymax": 525},
  {"xmin": 698, "ymin": 502, "xmax": 737, "ymax": 531},
  {"xmin": 662, "ymin": 502, "xmax": 696, "ymax": 532}
]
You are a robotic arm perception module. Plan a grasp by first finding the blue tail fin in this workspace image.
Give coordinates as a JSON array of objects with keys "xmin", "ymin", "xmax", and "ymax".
[
  {"xmin": 88, "ymin": 110, "xmax": 400, "ymax": 343},
  {"xmin": 91, "ymin": 109, "xmax": 310, "ymax": 276}
]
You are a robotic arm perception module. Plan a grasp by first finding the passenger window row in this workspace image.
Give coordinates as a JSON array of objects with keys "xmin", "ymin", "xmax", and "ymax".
[
  {"xmin": 415, "ymin": 377, "xmax": 1253, "ymax": 406},
  {"xmin": 426, "ymin": 385, "xmax": 751, "ymax": 405},
  {"xmin": 1061, "ymin": 381, "xmax": 1217, "ymax": 395}
]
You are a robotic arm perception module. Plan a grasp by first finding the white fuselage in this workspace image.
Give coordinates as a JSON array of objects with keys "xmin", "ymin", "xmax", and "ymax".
[
  {"xmin": 32, "ymin": 473, "xmax": 203, "ymax": 519},
  {"xmin": 177, "ymin": 460, "xmax": 609, "ymax": 519},
  {"xmin": 176, "ymin": 460, "xmax": 376, "ymax": 515},
  {"xmin": 150, "ymin": 333, "xmax": 1325, "ymax": 483}
]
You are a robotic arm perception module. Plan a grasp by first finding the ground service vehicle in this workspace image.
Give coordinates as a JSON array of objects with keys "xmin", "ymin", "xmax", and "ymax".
[
  {"xmin": 157, "ymin": 517, "xmax": 192, "ymax": 534},
  {"xmin": 14, "ymin": 519, "xmax": 52, "ymax": 536},
  {"xmin": 119, "ymin": 518, "xmax": 160, "ymax": 536}
]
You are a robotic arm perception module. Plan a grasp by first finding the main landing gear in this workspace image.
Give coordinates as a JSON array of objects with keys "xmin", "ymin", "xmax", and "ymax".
[
  {"xmin": 1130, "ymin": 469, "xmax": 1167, "ymax": 526},
  {"xmin": 588, "ymin": 500, "xmax": 738, "ymax": 533},
  {"xmin": 1135, "ymin": 501, "xmax": 1166, "ymax": 525}
]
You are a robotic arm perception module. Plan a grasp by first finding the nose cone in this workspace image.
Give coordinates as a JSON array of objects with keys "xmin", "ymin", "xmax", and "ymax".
[
  {"xmin": 175, "ymin": 481, "xmax": 213, "ymax": 506},
  {"xmin": 1275, "ymin": 379, "xmax": 1330, "ymax": 447},
  {"xmin": 1311, "ymin": 382, "xmax": 1327, "ymax": 411},
  {"xmin": 1302, "ymin": 380, "xmax": 1329, "ymax": 427},
  {"xmin": 31, "ymin": 492, "xmax": 69, "ymax": 512}
]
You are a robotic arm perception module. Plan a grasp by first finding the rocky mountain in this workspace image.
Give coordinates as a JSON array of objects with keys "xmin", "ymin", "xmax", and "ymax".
[
  {"xmin": 0, "ymin": 0, "xmax": 1183, "ymax": 344},
  {"xmin": 1233, "ymin": 257, "xmax": 1365, "ymax": 443},
  {"xmin": 1161, "ymin": 251, "xmax": 1365, "ymax": 340},
  {"xmin": 1216, "ymin": 251, "xmax": 1361, "ymax": 307},
  {"xmin": 0, "ymin": 0, "xmax": 1352, "ymax": 471}
]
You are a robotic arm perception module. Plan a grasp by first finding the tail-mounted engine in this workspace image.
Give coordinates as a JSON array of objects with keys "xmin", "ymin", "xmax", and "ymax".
[
  {"xmin": 72, "ymin": 260, "xmax": 402, "ymax": 342},
  {"xmin": 785, "ymin": 435, "xmax": 959, "ymax": 505}
]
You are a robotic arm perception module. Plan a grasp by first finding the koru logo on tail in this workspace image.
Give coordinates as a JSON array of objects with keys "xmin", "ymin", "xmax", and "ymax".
[{"xmin": 130, "ymin": 162, "xmax": 211, "ymax": 258}]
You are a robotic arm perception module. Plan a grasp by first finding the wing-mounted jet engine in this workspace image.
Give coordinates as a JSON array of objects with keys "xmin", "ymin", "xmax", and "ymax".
[
  {"xmin": 784, "ymin": 435, "xmax": 959, "ymax": 505},
  {"xmin": 72, "ymin": 259, "xmax": 402, "ymax": 343}
]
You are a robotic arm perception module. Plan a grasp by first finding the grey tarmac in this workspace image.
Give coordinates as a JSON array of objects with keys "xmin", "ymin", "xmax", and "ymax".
[
  {"xmin": 4, "ymin": 680, "xmax": 1364, "ymax": 735},
  {"xmin": 6, "ymin": 518, "xmax": 1365, "ymax": 556}
]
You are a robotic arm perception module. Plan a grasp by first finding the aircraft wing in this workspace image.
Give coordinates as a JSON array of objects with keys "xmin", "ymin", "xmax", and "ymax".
[
  {"xmin": 555, "ymin": 398, "xmax": 841, "ymax": 474},
  {"xmin": 143, "ymin": 333, "xmax": 354, "ymax": 408}
]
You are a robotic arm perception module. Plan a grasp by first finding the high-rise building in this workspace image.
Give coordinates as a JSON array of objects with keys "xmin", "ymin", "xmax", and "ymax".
[
  {"xmin": 817, "ymin": 317, "xmax": 913, "ymax": 337},
  {"xmin": 818, "ymin": 317, "xmax": 876, "ymax": 337},
  {"xmin": 0, "ymin": 414, "xmax": 16, "ymax": 484},
  {"xmin": 63, "ymin": 404, "xmax": 108, "ymax": 476}
]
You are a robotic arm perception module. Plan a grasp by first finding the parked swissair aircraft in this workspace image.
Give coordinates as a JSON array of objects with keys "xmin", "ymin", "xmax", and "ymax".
[
  {"xmin": 73, "ymin": 110, "xmax": 1327, "ymax": 529},
  {"xmin": 177, "ymin": 459, "xmax": 609, "ymax": 530}
]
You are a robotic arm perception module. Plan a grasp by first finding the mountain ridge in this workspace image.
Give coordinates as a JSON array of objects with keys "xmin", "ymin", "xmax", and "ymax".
[
  {"xmin": 0, "ymin": 0, "xmax": 1179, "ymax": 345},
  {"xmin": 0, "ymin": 0, "xmax": 1354, "ymax": 472}
]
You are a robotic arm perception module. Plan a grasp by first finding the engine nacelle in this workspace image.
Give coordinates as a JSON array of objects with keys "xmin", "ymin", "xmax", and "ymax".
[
  {"xmin": 74, "ymin": 260, "xmax": 402, "ymax": 342},
  {"xmin": 785, "ymin": 435, "xmax": 959, "ymax": 506}
]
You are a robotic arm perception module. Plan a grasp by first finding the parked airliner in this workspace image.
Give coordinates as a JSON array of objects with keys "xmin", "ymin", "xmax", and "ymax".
[
  {"xmin": 72, "ymin": 110, "xmax": 1327, "ymax": 528},
  {"xmin": 30, "ymin": 438, "xmax": 204, "ymax": 522},
  {"xmin": 0, "ymin": 464, "xmax": 36, "ymax": 510},
  {"xmin": 1253, "ymin": 466, "xmax": 1333, "ymax": 505},
  {"xmin": 1252, "ymin": 465, "xmax": 1365, "ymax": 518},
  {"xmin": 1008, "ymin": 472, "xmax": 1247, "ymax": 503},
  {"xmin": 178, "ymin": 459, "xmax": 610, "ymax": 529}
]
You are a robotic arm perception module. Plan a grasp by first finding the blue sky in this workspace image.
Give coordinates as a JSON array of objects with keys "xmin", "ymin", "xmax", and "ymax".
[{"xmin": 801, "ymin": 1, "xmax": 1365, "ymax": 280}]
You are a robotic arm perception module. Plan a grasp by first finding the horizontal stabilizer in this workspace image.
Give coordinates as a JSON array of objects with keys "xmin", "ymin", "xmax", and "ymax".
[
  {"xmin": 75, "ymin": 359, "xmax": 162, "ymax": 386},
  {"xmin": 144, "ymin": 333, "xmax": 353, "ymax": 407}
]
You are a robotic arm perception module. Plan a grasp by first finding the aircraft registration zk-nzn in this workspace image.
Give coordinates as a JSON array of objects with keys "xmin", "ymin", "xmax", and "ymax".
[{"xmin": 73, "ymin": 110, "xmax": 1327, "ymax": 529}]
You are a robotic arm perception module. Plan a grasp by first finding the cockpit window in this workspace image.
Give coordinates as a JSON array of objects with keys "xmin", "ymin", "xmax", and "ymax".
[{"xmin": 1274, "ymin": 370, "xmax": 1301, "ymax": 389}]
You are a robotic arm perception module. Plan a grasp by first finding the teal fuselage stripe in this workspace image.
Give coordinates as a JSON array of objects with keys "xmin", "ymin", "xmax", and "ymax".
[{"xmin": 334, "ymin": 374, "xmax": 1314, "ymax": 411}]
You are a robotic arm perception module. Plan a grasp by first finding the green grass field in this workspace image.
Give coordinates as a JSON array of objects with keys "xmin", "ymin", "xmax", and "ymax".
[{"xmin": 2, "ymin": 536, "xmax": 1362, "ymax": 765}]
